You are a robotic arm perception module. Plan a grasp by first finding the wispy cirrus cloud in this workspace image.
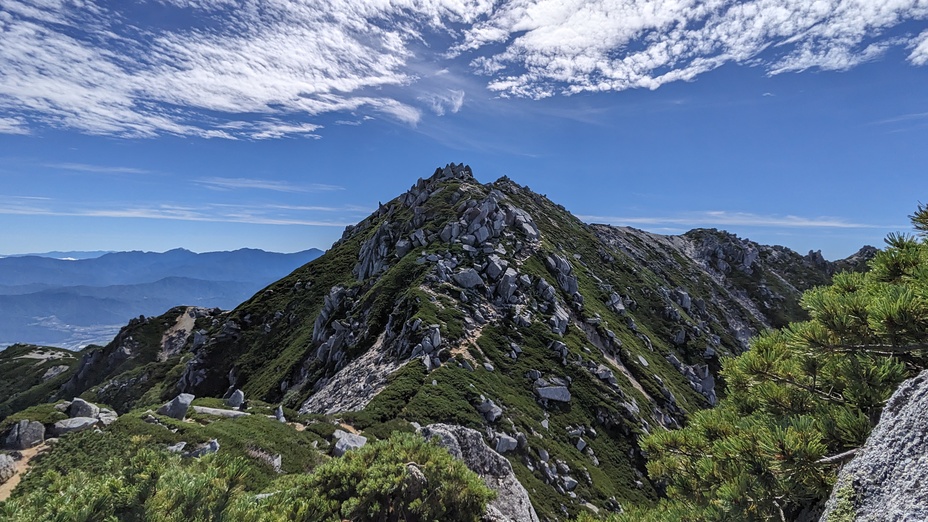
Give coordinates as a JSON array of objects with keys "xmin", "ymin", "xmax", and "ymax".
[
  {"xmin": 579, "ymin": 210, "xmax": 889, "ymax": 229},
  {"xmin": 43, "ymin": 163, "xmax": 152, "ymax": 175},
  {"xmin": 419, "ymin": 89, "xmax": 466, "ymax": 116},
  {"xmin": 0, "ymin": 196, "xmax": 357, "ymax": 226},
  {"xmin": 0, "ymin": 194, "xmax": 50, "ymax": 201},
  {"xmin": 78, "ymin": 207, "xmax": 352, "ymax": 227},
  {"xmin": 194, "ymin": 177, "xmax": 344, "ymax": 193},
  {"xmin": 0, "ymin": 0, "xmax": 437, "ymax": 138},
  {"xmin": 872, "ymin": 111, "xmax": 928, "ymax": 125},
  {"xmin": 1, "ymin": 0, "xmax": 927, "ymax": 136}
]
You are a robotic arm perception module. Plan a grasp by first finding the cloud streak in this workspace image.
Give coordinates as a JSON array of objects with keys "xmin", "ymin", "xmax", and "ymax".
[
  {"xmin": 194, "ymin": 177, "xmax": 344, "ymax": 193},
  {"xmin": 44, "ymin": 163, "xmax": 152, "ymax": 175},
  {"xmin": 0, "ymin": 0, "xmax": 927, "ymax": 135},
  {"xmin": 0, "ymin": 195, "xmax": 361, "ymax": 226},
  {"xmin": 579, "ymin": 210, "xmax": 889, "ymax": 229}
]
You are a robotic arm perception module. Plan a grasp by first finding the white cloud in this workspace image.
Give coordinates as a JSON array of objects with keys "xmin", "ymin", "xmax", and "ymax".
[
  {"xmin": 0, "ymin": 0, "xmax": 927, "ymax": 134},
  {"xmin": 457, "ymin": 0, "xmax": 928, "ymax": 98},
  {"xmin": 242, "ymin": 121, "xmax": 322, "ymax": 140},
  {"xmin": 419, "ymin": 89, "xmax": 466, "ymax": 115},
  {"xmin": 909, "ymin": 29, "xmax": 928, "ymax": 65},
  {"xmin": 0, "ymin": 116, "xmax": 30, "ymax": 135},
  {"xmin": 578, "ymin": 210, "xmax": 886, "ymax": 229}
]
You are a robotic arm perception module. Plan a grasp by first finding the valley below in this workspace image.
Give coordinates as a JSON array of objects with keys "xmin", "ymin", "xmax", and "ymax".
[{"xmin": 0, "ymin": 248, "xmax": 322, "ymax": 350}]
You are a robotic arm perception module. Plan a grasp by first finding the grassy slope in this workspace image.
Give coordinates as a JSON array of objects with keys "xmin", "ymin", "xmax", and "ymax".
[{"xmin": 0, "ymin": 345, "xmax": 78, "ymax": 420}]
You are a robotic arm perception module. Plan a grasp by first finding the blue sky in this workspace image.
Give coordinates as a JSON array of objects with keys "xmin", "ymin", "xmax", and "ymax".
[{"xmin": 2, "ymin": 1, "xmax": 928, "ymax": 259}]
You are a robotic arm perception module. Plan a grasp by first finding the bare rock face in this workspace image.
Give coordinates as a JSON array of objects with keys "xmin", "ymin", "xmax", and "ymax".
[
  {"xmin": 819, "ymin": 371, "xmax": 928, "ymax": 522},
  {"xmin": 420, "ymin": 423, "xmax": 539, "ymax": 522},
  {"xmin": 51, "ymin": 417, "xmax": 100, "ymax": 435}
]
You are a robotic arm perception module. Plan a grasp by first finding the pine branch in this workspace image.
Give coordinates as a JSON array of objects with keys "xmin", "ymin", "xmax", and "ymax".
[
  {"xmin": 824, "ymin": 342, "xmax": 928, "ymax": 354},
  {"xmin": 751, "ymin": 369, "xmax": 849, "ymax": 405},
  {"xmin": 816, "ymin": 449, "xmax": 858, "ymax": 465}
]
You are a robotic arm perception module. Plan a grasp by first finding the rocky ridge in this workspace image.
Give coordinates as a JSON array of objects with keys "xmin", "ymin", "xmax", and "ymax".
[{"xmin": 0, "ymin": 164, "xmax": 875, "ymax": 519}]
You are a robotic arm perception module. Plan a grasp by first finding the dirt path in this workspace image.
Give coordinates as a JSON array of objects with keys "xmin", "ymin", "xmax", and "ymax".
[
  {"xmin": 0, "ymin": 445, "xmax": 45, "ymax": 501},
  {"xmin": 418, "ymin": 284, "xmax": 484, "ymax": 363},
  {"xmin": 451, "ymin": 322, "xmax": 483, "ymax": 363},
  {"xmin": 15, "ymin": 349, "xmax": 74, "ymax": 362},
  {"xmin": 604, "ymin": 354, "xmax": 654, "ymax": 403}
]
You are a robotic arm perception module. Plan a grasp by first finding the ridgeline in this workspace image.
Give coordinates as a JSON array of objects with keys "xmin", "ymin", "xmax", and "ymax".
[{"xmin": 6, "ymin": 164, "xmax": 919, "ymax": 522}]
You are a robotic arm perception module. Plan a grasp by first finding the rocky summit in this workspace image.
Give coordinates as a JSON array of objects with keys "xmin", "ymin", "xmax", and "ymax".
[{"xmin": 0, "ymin": 163, "xmax": 876, "ymax": 519}]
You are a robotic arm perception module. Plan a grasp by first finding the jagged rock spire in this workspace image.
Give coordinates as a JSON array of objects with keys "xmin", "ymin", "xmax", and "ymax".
[{"xmin": 431, "ymin": 162, "xmax": 473, "ymax": 181}]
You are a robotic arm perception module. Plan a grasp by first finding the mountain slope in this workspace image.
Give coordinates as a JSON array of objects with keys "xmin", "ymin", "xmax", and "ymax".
[{"xmin": 0, "ymin": 164, "xmax": 874, "ymax": 519}]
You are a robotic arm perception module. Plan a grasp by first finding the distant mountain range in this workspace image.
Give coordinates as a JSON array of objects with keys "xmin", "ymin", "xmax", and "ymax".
[
  {"xmin": 0, "ymin": 250, "xmax": 115, "ymax": 260},
  {"xmin": 0, "ymin": 248, "xmax": 323, "ymax": 349}
]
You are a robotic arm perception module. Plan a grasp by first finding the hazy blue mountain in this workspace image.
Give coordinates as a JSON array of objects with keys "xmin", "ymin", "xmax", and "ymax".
[
  {"xmin": 0, "ymin": 248, "xmax": 323, "ymax": 349},
  {"xmin": 0, "ymin": 250, "xmax": 114, "ymax": 260},
  {"xmin": 0, "ymin": 248, "xmax": 323, "ymax": 287}
]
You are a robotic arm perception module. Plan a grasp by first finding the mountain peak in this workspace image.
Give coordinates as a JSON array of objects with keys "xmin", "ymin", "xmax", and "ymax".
[
  {"xmin": 3, "ymin": 163, "xmax": 873, "ymax": 520},
  {"xmin": 429, "ymin": 162, "xmax": 474, "ymax": 182}
]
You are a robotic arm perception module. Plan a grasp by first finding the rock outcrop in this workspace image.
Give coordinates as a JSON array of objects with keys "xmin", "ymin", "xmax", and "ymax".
[
  {"xmin": 185, "ymin": 439, "xmax": 220, "ymax": 459},
  {"xmin": 191, "ymin": 406, "xmax": 249, "ymax": 418},
  {"xmin": 51, "ymin": 417, "xmax": 100, "ymax": 435},
  {"xmin": 226, "ymin": 389, "xmax": 245, "ymax": 408},
  {"xmin": 420, "ymin": 423, "xmax": 539, "ymax": 522},
  {"xmin": 819, "ymin": 370, "xmax": 928, "ymax": 521},
  {"xmin": 157, "ymin": 393, "xmax": 194, "ymax": 420},
  {"xmin": 332, "ymin": 429, "xmax": 368, "ymax": 457},
  {"xmin": 68, "ymin": 398, "xmax": 100, "ymax": 419},
  {"xmin": 3, "ymin": 420, "xmax": 44, "ymax": 450},
  {"xmin": 0, "ymin": 454, "xmax": 15, "ymax": 485}
]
